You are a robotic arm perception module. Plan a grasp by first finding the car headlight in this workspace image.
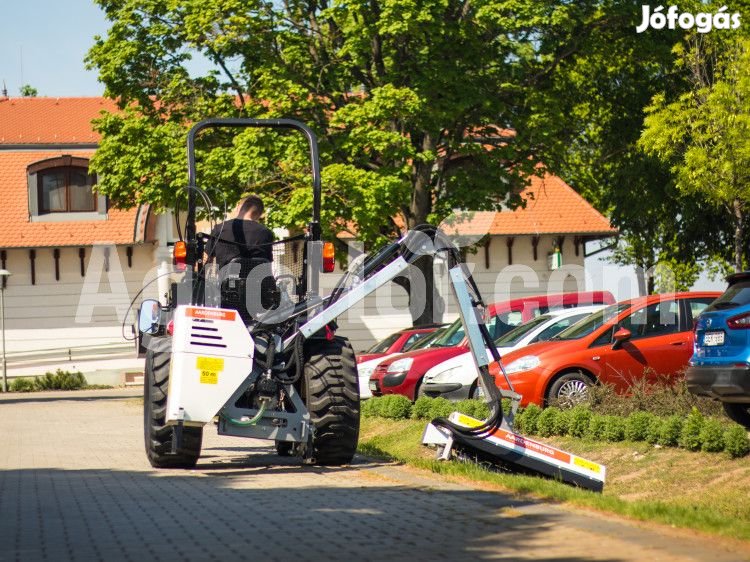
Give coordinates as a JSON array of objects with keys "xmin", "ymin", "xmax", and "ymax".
[
  {"xmin": 504, "ymin": 355, "xmax": 540, "ymax": 375},
  {"xmin": 358, "ymin": 366, "xmax": 374, "ymax": 379},
  {"xmin": 427, "ymin": 366, "xmax": 463, "ymax": 383},
  {"xmin": 387, "ymin": 358, "xmax": 413, "ymax": 374}
]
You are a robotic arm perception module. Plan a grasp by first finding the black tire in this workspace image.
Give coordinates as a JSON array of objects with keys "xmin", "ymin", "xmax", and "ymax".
[
  {"xmin": 303, "ymin": 336, "xmax": 360, "ymax": 465},
  {"xmin": 144, "ymin": 337, "xmax": 203, "ymax": 468},
  {"xmin": 723, "ymin": 403, "xmax": 750, "ymax": 429},
  {"xmin": 546, "ymin": 371, "xmax": 594, "ymax": 408}
]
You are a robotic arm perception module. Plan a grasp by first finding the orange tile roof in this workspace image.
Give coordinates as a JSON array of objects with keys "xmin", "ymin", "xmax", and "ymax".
[
  {"xmin": 489, "ymin": 171, "xmax": 616, "ymax": 236},
  {"xmin": 0, "ymin": 97, "xmax": 118, "ymax": 145},
  {"xmin": 0, "ymin": 150, "xmax": 138, "ymax": 247}
]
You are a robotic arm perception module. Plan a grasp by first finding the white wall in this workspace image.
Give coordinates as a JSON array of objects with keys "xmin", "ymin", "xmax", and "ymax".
[{"xmin": 1, "ymin": 244, "xmax": 158, "ymax": 354}]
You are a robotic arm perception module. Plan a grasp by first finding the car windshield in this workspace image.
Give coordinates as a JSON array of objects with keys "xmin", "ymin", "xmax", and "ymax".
[
  {"xmin": 494, "ymin": 315, "xmax": 551, "ymax": 346},
  {"xmin": 366, "ymin": 333, "xmax": 400, "ymax": 354},
  {"xmin": 404, "ymin": 329, "xmax": 442, "ymax": 351},
  {"xmin": 705, "ymin": 280, "xmax": 750, "ymax": 312},
  {"xmin": 431, "ymin": 319, "xmax": 466, "ymax": 347},
  {"xmin": 552, "ymin": 303, "xmax": 631, "ymax": 340}
]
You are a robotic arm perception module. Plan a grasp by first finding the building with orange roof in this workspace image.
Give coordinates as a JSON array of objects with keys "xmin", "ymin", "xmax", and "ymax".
[
  {"xmin": 0, "ymin": 96, "xmax": 173, "ymax": 384},
  {"xmin": 0, "ymin": 95, "xmax": 617, "ymax": 364}
]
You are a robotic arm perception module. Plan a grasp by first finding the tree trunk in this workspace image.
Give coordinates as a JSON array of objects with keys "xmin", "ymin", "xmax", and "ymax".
[
  {"xmin": 407, "ymin": 134, "xmax": 443, "ymax": 326},
  {"xmin": 733, "ymin": 197, "xmax": 744, "ymax": 273}
]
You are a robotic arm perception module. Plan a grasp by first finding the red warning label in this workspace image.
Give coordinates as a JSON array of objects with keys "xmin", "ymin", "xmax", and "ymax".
[{"xmin": 185, "ymin": 307, "xmax": 236, "ymax": 321}]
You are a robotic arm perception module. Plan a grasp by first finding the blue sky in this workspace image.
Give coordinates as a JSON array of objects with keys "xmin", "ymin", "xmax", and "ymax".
[{"xmin": 0, "ymin": 0, "xmax": 107, "ymax": 97}]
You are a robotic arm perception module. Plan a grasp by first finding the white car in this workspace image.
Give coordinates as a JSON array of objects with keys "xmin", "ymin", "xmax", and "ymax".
[{"xmin": 420, "ymin": 305, "xmax": 605, "ymax": 400}]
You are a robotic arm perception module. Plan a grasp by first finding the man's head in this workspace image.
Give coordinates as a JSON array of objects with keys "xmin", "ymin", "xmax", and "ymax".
[{"xmin": 237, "ymin": 195, "xmax": 264, "ymax": 220}]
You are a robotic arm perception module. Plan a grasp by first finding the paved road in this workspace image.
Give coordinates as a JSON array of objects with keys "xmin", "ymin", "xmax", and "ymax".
[{"xmin": 0, "ymin": 389, "xmax": 747, "ymax": 562}]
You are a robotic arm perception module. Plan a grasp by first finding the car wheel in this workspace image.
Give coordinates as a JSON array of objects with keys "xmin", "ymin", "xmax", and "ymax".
[
  {"xmin": 546, "ymin": 371, "xmax": 594, "ymax": 408},
  {"xmin": 469, "ymin": 380, "xmax": 483, "ymax": 400},
  {"xmin": 723, "ymin": 403, "xmax": 750, "ymax": 429}
]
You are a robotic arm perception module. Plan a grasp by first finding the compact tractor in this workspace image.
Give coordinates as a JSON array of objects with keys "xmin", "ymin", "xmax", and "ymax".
[{"xmin": 137, "ymin": 118, "xmax": 606, "ymax": 491}]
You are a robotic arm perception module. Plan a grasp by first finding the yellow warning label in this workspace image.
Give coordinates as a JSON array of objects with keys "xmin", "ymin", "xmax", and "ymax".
[
  {"xmin": 454, "ymin": 413, "xmax": 483, "ymax": 428},
  {"xmin": 200, "ymin": 370, "xmax": 219, "ymax": 384},
  {"xmin": 573, "ymin": 456, "xmax": 601, "ymax": 473},
  {"xmin": 196, "ymin": 357, "xmax": 224, "ymax": 372}
]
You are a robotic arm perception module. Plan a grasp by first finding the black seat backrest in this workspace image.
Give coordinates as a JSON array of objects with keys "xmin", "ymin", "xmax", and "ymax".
[{"xmin": 220, "ymin": 257, "xmax": 279, "ymax": 324}]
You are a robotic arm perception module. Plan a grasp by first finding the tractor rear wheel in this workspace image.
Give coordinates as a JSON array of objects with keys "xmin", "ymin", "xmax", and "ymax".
[
  {"xmin": 303, "ymin": 336, "xmax": 360, "ymax": 465},
  {"xmin": 144, "ymin": 336, "xmax": 203, "ymax": 468}
]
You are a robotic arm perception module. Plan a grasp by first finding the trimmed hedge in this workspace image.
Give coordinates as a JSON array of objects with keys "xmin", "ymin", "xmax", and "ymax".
[
  {"xmin": 363, "ymin": 395, "xmax": 750, "ymax": 458},
  {"xmin": 9, "ymin": 370, "xmax": 87, "ymax": 392}
]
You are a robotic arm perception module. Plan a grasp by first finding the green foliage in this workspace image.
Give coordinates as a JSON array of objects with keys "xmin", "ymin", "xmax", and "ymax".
[
  {"xmin": 10, "ymin": 377, "xmax": 35, "ymax": 392},
  {"xmin": 645, "ymin": 417, "xmax": 664, "ymax": 445},
  {"xmin": 19, "ymin": 84, "xmax": 38, "ymax": 97},
  {"xmin": 411, "ymin": 396, "xmax": 433, "ymax": 420},
  {"xmin": 625, "ymin": 411, "xmax": 656, "ymax": 442},
  {"xmin": 587, "ymin": 414, "xmax": 607, "ymax": 440},
  {"xmin": 536, "ymin": 407, "xmax": 559, "ymax": 438},
  {"xmin": 659, "ymin": 416, "xmax": 685, "ymax": 447},
  {"xmin": 516, "ymin": 404, "xmax": 542, "ymax": 435},
  {"xmin": 8, "ymin": 370, "xmax": 87, "ymax": 392},
  {"xmin": 723, "ymin": 425, "xmax": 750, "ymax": 458},
  {"xmin": 679, "ymin": 408, "xmax": 705, "ymax": 451},
  {"xmin": 568, "ymin": 405, "xmax": 592, "ymax": 438},
  {"xmin": 453, "ymin": 400, "xmax": 480, "ymax": 418},
  {"xmin": 429, "ymin": 397, "xmax": 456, "ymax": 420},
  {"xmin": 361, "ymin": 397, "xmax": 380, "ymax": 418},
  {"xmin": 378, "ymin": 395, "xmax": 413, "ymax": 420},
  {"xmin": 601, "ymin": 416, "xmax": 626, "ymax": 442},
  {"xmin": 699, "ymin": 419, "xmax": 726, "ymax": 453},
  {"xmin": 552, "ymin": 408, "xmax": 573, "ymax": 437}
]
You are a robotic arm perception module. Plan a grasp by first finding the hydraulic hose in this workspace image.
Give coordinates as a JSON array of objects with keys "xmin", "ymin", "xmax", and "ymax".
[{"xmin": 224, "ymin": 401, "xmax": 268, "ymax": 426}]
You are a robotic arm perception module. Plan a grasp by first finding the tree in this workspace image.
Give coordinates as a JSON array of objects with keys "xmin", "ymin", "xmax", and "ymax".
[
  {"xmin": 87, "ymin": 0, "xmax": 636, "ymax": 324},
  {"xmin": 19, "ymin": 84, "xmax": 37, "ymax": 97},
  {"xmin": 640, "ymin": 36, "xmax": 750, "ymax": 273}
]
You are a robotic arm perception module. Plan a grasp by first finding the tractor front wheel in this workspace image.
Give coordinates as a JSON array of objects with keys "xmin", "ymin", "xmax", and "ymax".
[
  {"xmin": 303, "ymin": 337, "xmax": 360, "ymax": 465},
  {"xmin": 144, "ymin": 336, "xmax": 203, "ymax": 468}
]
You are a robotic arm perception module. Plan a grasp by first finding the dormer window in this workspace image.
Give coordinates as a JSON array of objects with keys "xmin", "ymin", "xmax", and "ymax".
[{"xmin": 27, "ymin": 156, "xmax": 106, "ymax": 222}]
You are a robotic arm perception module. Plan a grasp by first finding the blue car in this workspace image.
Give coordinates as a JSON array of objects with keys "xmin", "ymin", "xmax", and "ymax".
[{"xmin": 686, "ymin": 272, "xmax": 750, "ymax": 428}]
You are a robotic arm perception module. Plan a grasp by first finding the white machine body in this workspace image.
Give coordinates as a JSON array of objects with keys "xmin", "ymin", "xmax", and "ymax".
[{"xmin": 166, "ymin": 305, "xmax": 255, "ymax": 425}]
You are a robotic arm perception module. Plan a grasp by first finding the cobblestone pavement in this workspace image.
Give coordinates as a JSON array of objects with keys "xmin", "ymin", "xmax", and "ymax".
[{"xmin": 0, "ymin": 389, "xmax": 747, "ymax": 562}]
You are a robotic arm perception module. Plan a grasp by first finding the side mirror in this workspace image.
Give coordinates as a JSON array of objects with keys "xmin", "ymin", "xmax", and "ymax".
[
  {"xmin": 138, "ymin": 299, "xmax": 161, "ymax": 335},
  {"xmin": 612, "ymin": 327, "xmax": 631, "ymax": 350}
]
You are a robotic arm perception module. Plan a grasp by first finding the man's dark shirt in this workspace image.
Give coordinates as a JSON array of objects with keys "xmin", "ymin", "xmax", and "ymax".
[{"xmin": 207, "ymin": 219, "xmax": 274, "ymax": 268}]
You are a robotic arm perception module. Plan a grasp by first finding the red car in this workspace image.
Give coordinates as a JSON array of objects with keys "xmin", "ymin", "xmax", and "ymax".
[
  {"xmin": 356, "ymin": 325, "xmax": 444, "ymax": 364},
  {"xmin": 494, "ymin": 292, "xmax": 721, "ymax": 407},
  {"xmin": 369, "ymin": 291, "xmax": 615, "ymax": 401}
]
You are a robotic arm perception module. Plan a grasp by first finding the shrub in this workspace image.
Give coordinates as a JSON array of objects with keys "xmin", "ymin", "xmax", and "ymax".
[
  {"xmin": 679, "ymin": 408, "xmax": 704, "ymax": 451},
  {"xmin": 568, "ymin": 405, "xmax": 592, "ymax": 438},
  {"xmin": 536, "ymin": 407, "xmax": 559, "ymax": 437},
  {"xmin": 377, "ymin": 395, "xmax": 412, "ymax": 419},
  {"xmin": 411, "ymin": 396, "xmax": 433, "ymax": 420},
  {"xmin": 34, "ymin": 372, "xmax": 58, "ymax": 390},
  {"xmin": 56, "ymin": 371, "xmax": 86, "ymax": 390},
  {"xmin": 516, "ymin": 404, "xmax": 542, "ymax": 435},
  {"xmin": 645, "ymin": 417, "xmax": 663, "ymax": 444},
  {"xmin": 428, "ymin": 397, "xmax": 455, "ymax": 420},
  {"xmin": 552, "ymin": 408, "xmax": 573, "ymax": 436},
  {"xmin": 474, "ymin": 401, "xmax": 490, "ymax": 420},
  {"xmin": 10, "ymin": 377, "xmax": 35, "ymax": 392},
  {"xmin": 360, "ymin": 397, "xmax": 380, "ymax": 418},
  {"xmin": 724, "ymin": 425, "xmax": 750, "ymax": 458},
  {"xmin": 586, "ymin": 414, "xmax": 607, "ymax": 440},
  {"xmin": 454, "ymin": 400, "xmax": 479, "ymax": 418},
  {"xmin": 625, "ymin": 411, "xmax": 656, "ymax": 442},
  {"xmin": 658, "ymin": 416, "xmax": 684, "ymax": 447},
  {"xmin": 699, "ymin": 418, "xmax": 725, "ymax": 453},
  {"xmin": 601, "ymin": 415, "xmax": 626, "ymax": 442}
]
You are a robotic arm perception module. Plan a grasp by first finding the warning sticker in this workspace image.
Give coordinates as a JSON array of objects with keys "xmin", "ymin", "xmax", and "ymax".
[
  {"xmin": 186, "ymin": 307, "xmax": 236, "ymax": 321},
  {"xmin": 196, "ymin": 357, "xmax": 224, "ymax": 385},
  {"xmin": 196, "ymin": 357, "xmax": 225, "ymax": 371},
  {"xmin": 573, "ymin": 456, "xmax": 602, "ymax": 473},
  {"xmin": 200, "ymin": 370, "xmax": 219, "ymax": 384}
]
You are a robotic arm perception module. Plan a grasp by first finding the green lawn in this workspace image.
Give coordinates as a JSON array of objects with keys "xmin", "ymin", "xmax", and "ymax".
[{"xmin": 359, "ymin": 417, "xmax": 750, "ymax": 542}]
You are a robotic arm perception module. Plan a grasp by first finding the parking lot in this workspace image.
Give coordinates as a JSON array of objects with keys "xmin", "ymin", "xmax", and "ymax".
[{"xmin": 0, "ymin": 388, "xmax": 747, "ymax": 562}]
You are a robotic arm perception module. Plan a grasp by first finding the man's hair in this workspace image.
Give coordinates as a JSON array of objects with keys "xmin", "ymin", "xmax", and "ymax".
[{"xmin": 238, "ymin": 195, "xmax": 264, "ymax": 218}]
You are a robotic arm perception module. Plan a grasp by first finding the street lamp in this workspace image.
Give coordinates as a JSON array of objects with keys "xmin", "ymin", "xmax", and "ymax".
[{"xmin": 0, "ymin": 269, "xmax": 11, "ymax": 392}]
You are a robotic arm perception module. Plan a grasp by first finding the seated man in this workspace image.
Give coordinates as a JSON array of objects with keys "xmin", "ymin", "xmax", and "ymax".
[{"xmin": 206, "ymin": 195, "xmax": 274, "ymax": 268}]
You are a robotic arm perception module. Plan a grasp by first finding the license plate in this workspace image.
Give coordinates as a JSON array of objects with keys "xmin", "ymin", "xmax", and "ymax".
[
  {"xmin": 369, "ymin": 381, "xmax": 378, "ymax": 391},
  {"xmin": 703, "ymin": 331, "xmax": 725, "ymax": 346}
]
